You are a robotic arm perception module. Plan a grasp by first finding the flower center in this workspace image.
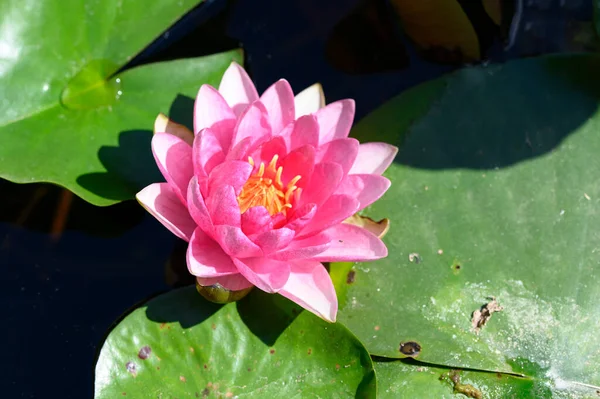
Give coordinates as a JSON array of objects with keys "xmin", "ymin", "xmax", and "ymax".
[{"xmin": 237, "ymin": 155, "xmax": 301, "ymax": 216}]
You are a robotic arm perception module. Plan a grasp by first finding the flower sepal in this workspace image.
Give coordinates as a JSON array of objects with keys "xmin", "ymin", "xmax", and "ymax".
[{"xmin": 196, "ymin": 280, "xmax": 254, "ymax": 304}]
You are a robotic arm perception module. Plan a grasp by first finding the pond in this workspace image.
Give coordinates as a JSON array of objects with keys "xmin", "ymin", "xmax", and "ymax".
[{"xmin": 3, "ymin": 0, "xmax": 599, "ymax": 398}]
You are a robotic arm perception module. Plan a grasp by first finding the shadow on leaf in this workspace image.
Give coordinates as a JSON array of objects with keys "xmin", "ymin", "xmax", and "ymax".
[
  {"xmin": 145, "ymin": 286, "xmax": 223, "ymax": 329},
  {"xmin": 76, "ymin": 94, "xmax": 195, "ymax": 202},
  {"xmin": 236, "ymin": 290, "xmax": 301, "ymax": 347},
  {"xmin": 77, "ymin": 129, "xmax": 161, "ymax": 201},
  {"xmin": 354, "ymin": 54, "xmax": 600, "ymax": 170}
]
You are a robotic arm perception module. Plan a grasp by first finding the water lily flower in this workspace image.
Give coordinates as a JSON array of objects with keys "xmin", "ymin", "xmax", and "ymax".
[{"xmin": 137, "ymin": 62, "xmax": 397, "ymax": 322}]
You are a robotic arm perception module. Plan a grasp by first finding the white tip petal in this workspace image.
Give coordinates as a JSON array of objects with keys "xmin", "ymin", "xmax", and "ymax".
[
  {"xmin": 219, "ymin": 62, "xmax": 259, "ymax": 116},
  {"xmin": 294, "ymin": 83, "xmax": 325, "ymax": 118}
]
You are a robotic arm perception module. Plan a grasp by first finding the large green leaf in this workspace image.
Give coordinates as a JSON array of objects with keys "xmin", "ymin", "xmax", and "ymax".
[
  {"xmin": 95, "ymin": 287, "xmax": 375, "ymax": 398},
  {"xmin": 335, "ymin": 54, "xmax": 600, "ymax": 396},
  {"xmin": 0, "ymin": 0, "xmax": 240, "ymax": 205}
]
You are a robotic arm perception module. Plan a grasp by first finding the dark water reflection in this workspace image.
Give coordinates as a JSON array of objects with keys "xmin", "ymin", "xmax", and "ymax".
[{"xmin": 1, "ymin": 180, "xmax": 175, "ymax": 398}]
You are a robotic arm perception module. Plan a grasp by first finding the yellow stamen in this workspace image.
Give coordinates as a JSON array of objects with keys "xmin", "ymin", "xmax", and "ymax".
[{"xmin": 237, "ymin": 155, "xmax": 302, "ymax": 216}]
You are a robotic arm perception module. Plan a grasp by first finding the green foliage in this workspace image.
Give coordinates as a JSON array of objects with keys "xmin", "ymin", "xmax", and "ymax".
[{"xmin": 0, "ymin": 0, "xmax": 241, "ymax": 205}]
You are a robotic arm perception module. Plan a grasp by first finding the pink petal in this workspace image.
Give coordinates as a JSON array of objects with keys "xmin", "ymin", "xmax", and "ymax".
[
  {"xmin": 136, "ymin": 183, "xmax": 196, "ymax": 241},
  {"xmin": 196, "ymin": 274, "xmax": 253, "ymax": 291},
  {"xmin": 349, "ymin": 142, "xmax": 398, "ymax": 175},
  {"xmin": 214, "ymin": 225, "xmax": 263, "ymax": 258},
  {"xmin": 210, "ymin": 119, "xmax": 237, "ymax": 154},
  {"xmin": 294, "ymin": 83, "xmax": 325, "ymax": 118},
  {"xmin": 206, "ymin": 185, "xmax": 241, "ymax": 227},
  {"xmin": 260, "ymin": 79, "xmax": 296, "ymax": 135},
  {"xmin": 194, "ymin": 85, "xmax": 236, "ymax": 134},
  {"xmin": 241, "ymin": 206, "xmax": 273, "ymax": 235},
  {"xmin": 186, "ymin": 177, "xmax": 214, "ymax": 236},
  {"xmin": 208, "ymin": 160, "xmax": 252, "ymax": 196},
  {"xmin": 193, "ymin": 128, "xmax": 225, "ymax": 178},
  {"xmin": 312, "ymin": 223, "xmax": 388, "ymax": 262},
  {"xmin": 151, "ymin": 133, "xmax": 193, "ymax": 204},
  {"xmin": 298, "ymin": 195, "xmax": 359, "ymax": 237},
  {"xmin": 250, "ymin": 228, "xmax": 295, "ymax": 254},
  {"xmin": 280, "ymin": 145, "xmax": 315, "ymax": 191},
  {"xmin": 279, "ymin": 260, "xmax": 338, "ymax": 322},
  {"xmin": 314, "ymin": 138, "xmax": 359, "ymax": 175},
  {"xmin": 187, "ymin": 227, "xmax": 238, "ymax": 277},
  {"xmin": 232, "ymin": 101, "xmax": 271, "ymax": 148},
  {"xmin": 315, "ymin": 99, "xmax": 355, "ymax": 145},
  {"xmin": 249, "ymin": 136, "xmax": 287, "ymax": 167},
  {"xmin": 299, "ymin": 162, "xmax": 343, "ymax": 208},
  {"xmin": 218, "ymin": 62, "xmax": 259, "ymax": 116},
  {"xmin": 285, "ymin": 203, "xmax": 316, "ymax": 232},
  {"xmin": 335, "ymin": 174, "xmax": 391, "ymax": 211},
  {"xmin": 233, "ymin": 257, "xmax": 290, "ymax": 293},
  {"xmin": 271, "ymin": 212, "xmax": 288, "ymax": 229},
  {"xmin": 226, "ymin": 136, "xmax": 253, "ymax": 161},
  {"xmin": 271, "ymin": 232, "xmax": 330, "ymax": 261},
  {"xmin": 280, "ymin": 115, "xmax": 319, "ymax": 151}
]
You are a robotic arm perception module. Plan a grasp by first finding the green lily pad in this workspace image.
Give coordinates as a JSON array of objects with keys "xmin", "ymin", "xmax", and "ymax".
[
  {"xmin": 335, "ymin": 54, "xmax": 600, "ymax": 396},
  {"xmin": 0, "ymin": 0, "xmax": 241, "ymax": 205},
  {"xmin": 95, "ymin": 287, "xmax": 376, "ymax": 398}
]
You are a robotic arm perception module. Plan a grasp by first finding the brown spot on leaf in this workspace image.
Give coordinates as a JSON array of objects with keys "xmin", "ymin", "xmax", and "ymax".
[
  {"xmin": 226, "ymin": 392, "xmax": 234, "ymax": 398},
  {"xmin": 203, "ymin": 364, "xmax": 208, "ymax": 369},
  {"xmin": 440, "ymin": 370, "xmax": 483, "ymax": 399},
  {"xmin": 189, "ymin": 347, "xmax": 195, "ymax": 353},
  {"xmin": 202, "ymin": 388, "xmax": 210, "ymax": 397},
  {"xmin": 180, "ymin": 375, "xmax": 186, "ymax": 382},
  {"xmin": 346, "ymin": 270, "xmax": 356, "ymax": 284},
  {"xmin": 247, "ymin": 368, "xmax": 252, "ymax": 372},
  {"xmin": 471, "ymin": 297, "xmax": 503, "ymax": 334},
  {"xmin": 138, "ymin": 346, "xmax": 151, "ymax": 360},
  {"xmin": 269, "ymin": 349, "xmax": 275, "ymax": 355},
  {"xmin": 374, "ymin": 325, "xmax": 380, "ymax": 331},
  {"xmin": 125, "ymin": 362, "xmax": 137, "ymax": 377},
  {"xmin": 307, "ymin": 348, "xmax": 312, "ymax": 355},
  {"xmin": 450, "ymin": 260, "xmax": 463, "ymax": 274},
  {"xmin": 408, "ymin": 253, "xmax": 421, "ymax": 264},
  {"xmin": 399, "ymin": 341, "xmax": 421, "ymax": 357},
  {"xmin": 211, "ymin": 323, "xmax": 216, "ymax": 330},
  {"xmin": 335, "ymin": 364, "xmax": 341, "ymax": 371}
]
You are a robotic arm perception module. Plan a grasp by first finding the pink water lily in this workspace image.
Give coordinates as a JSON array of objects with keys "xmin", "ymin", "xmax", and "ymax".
[{"xmin": 137, "ymin": 62, "xmax": 397, "ymax": 322}]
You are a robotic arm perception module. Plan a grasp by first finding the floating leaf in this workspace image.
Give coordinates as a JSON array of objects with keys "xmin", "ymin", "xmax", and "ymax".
[
  {"xmin": 95, "ymin": 287, "xmax": 375, "ymax": 398},
  {"xmin": 335, "ymin": 54, "xmax": 600, "ymax": 396},
  {"xmin": 483, "ymin": 0, "xmax": 502, "ymax": 26},
  {"xmin": 388, "ymin": 0, "xmax": 480, "ymax": 63},
  {"xmin": 0, "ymin": 0, "xmax": 241, "ymax": 205}
]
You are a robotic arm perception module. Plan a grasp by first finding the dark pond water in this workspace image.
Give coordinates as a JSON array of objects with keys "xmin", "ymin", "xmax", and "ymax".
[{"xmin": 2, "ymin": 0, "xmax": 594, "ymax": 397}]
